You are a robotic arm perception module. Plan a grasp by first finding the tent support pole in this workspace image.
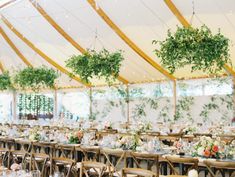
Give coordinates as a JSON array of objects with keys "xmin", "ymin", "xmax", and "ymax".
[
  {"xmin": 89, "ymin": 88, "xmax": 92, "ymax": 120},
  {"xmin": 12, "ymin": 91, "xmax": 17, "ymax": 120},
  {"xmin": 233, "ymin": 77, "xmax": 235, "ymax": 118},
  {"xmin": 53, "ymin": 89, "xmax": 58, "ymax": 119},
  {"xmin": 173, "ymin": 80, "xmax": 177, "ymax": 118},
  {"xmin": 126, "ymin": 85, "xmax": 130, "ymax": 123}
]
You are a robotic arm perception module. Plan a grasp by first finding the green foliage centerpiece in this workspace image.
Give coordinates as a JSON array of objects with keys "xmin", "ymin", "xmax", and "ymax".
[
  {"xmin": 66, "ymin": 49, "xmax": 124, "ymax": 84},
  {"xmin": 14, "ymin": 67, "xmax": 58, "ymax": 92},
  {"xmin": 153, "ymin": 25, "xmax": 231, "ymax": 74},
  {"xmin": 0, "ymin": 71, "xmax": 12, "ymax": 91}
]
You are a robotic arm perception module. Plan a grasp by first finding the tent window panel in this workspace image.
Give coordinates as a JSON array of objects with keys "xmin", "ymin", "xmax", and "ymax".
[
  {"xmin": 57, "ymin": 91, "xmax": 90, "ymax": 120},
  {"xmin": 17, "ymin": 93, "xmax": 54, "ymax": 120},
  {"xmin": 0, "ymin": 93, "xmax": 13, "ymax": 121},
  {"xmin": 91, "ymin": 86, "xmax": 127, "ymax": 123}
]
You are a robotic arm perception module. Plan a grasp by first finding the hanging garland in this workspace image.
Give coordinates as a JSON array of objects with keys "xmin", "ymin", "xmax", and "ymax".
[
  {"xmin": 153, "ymin": 25, "xmax": 231, "ymax": 74},
  {"xmin": 0, "ymin": 72, "xmax": 12, "ymax": 91},
  {"xmin": 14, "ymin": 67, "xmax": 59, "ymax": 92},
  {"xmin": 66, "ymin": 49, "xmax": 124, "ymax": 84}
]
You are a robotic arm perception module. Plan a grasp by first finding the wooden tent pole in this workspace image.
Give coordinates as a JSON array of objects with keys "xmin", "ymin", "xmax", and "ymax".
[
  {"xmin": 126, "ymin": 85, "xmax": 130, "ymax": 123},
  {"xmin": 53, "ymin": 89, "xmax": 58, "ymax": 119},
  {"xmin": 89, "ymin": 88, "xmax": 93, "ymax": 119},
  {"xmin": 173, "ymin": 80, "xmax": 177, "ymax": 117},
  {"xmin": 12, "ymin": 91, "xmax": 17, "ymax": 120}
]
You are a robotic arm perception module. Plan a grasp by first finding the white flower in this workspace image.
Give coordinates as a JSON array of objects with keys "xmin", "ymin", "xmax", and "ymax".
[
  {"xmin": 197, "ymin": 147, "xmax": 205, "ymax": 156},
  {"xmin": 201, "ymin": 140, "xmax": 207, "ymax": 147},
  {"xmin": 115, "ymin": 141, "xmax": 121, "ymax": 148},
  {"xmin": 29, "ymin": 134, "xmax": 35, "ymax": 141},
  {"xmin": 205, "ymin": 137, "xmax": 212, "ymax": 141},
  {"xmin": 214, "ymin": 141, "xmax": 219, "ymax": 146},
  {"xmin": 188, "ymin": 169, "xmax": 198, "ymax": 177}
]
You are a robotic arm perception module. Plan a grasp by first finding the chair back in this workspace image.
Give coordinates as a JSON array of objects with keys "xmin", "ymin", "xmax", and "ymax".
[
  {"xmin": 130, "ymin": 152, "xmax": 159, "ymax": 176},
  {"xmin": 14, "ymin": 139, "xmax": 32, "ymax": 152},
  {"xmin": 79, "ymin": 161, "xmax": 107, "ymax": 177},
  {"xmin": 52, "ymin": 157, "xmax": 75, "ymax": 177},
  {"xmin": 56, "ymin": 144, "xmax": 75, "ymax": 159},
  {"xmin": 32, "ymin": 142, "xmax": 56, "ymax": 157},
  {"xmin": 204, "ymin": 160, "xmax": 235, "ymax": 177},
  {"xmin": 77, "ymin": 146, "xmax": 100, "ymax": 162},
  {"xmin": 101, "ymin": 148, "xmax": 126, "ymax": 177},
  {"xmin": 165, "ymin": 155, "xmax": 199, "ymax": 175}
]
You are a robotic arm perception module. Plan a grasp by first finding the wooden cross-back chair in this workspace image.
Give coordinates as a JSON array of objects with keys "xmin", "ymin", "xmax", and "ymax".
[
  {"xmin": 51, "ymin": 156, "xmax": 75, "ymax": 177},
  {"xmin": 22, "ymin": 152, "xmax": 49, "ymax": 177},
  {"xmin": 165, "ymin": 156, "xmax": 199, "ymax": 176},
  {"xmin": 101, "ymin": 148, "xmax": 126, "ymax": 177},
  {"xmin": 12, "ymin": 140, "xmax": 31, "ymax": 165},
  {"xmin": 130, "ymin": 152, "xmax": 159, "ymax": 177},
  {"xmin": 30, "ymin": 142, "xmax": 56, "ymax": 176},
  {"xmin": 77, "ymin": 146, "xmax": 100, "ymax": 162},
  {"xmin": 1, "ymin": 138, "xmax": 15, "ymax": 169},
  {"xmin": 51, "ymin": 144, "xmax": 77, "ymax": 177},
  {"xmin": 204, "ymin": 160, "xmax": 235, "ymax": 177},
  {"xmin": 56, "ymin": 144, "xmax": 76, "ymax": 159},
  {"xmin": 31, "ymin": 142, "xmax": 56, "ymax": 156},
  {"xmin": 122, "ymin": 168, "xmax": 157, "ymax": 177},
  {"xmin": 79, "ymin": 161, "xmax": 107, "ymax": 177},
  {"xmin": 0, "ymin": 137, "xmax": 8, "ymax": 155}
]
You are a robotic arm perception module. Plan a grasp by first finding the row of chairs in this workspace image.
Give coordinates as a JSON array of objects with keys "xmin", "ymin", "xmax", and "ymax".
[{"xmin": 1, "ymin": 138, "xmax": 235, "ymax": 177}]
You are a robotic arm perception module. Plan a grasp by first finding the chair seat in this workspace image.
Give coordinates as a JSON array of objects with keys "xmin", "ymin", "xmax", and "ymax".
[
  {"xmin": 76, "ymin": 162, "xmax": 81, "ymax": 169},
  {"xmin": 12, "ymin": 150, "xmax": 25, "ymax": 157},
  {"xmin": 0, "ymin": 148, "xmax": 7, "ymax": 153},
  {"xmin": 166, "ymin": 175, "xmax": 187, "ymax": 177},
  {"xmin": 113, "ymin": 170, "xmax": 137, "ymax": 177},
  {"xmin": 53, "ymin": 157, "xmax": 75, "ymax": 165}
]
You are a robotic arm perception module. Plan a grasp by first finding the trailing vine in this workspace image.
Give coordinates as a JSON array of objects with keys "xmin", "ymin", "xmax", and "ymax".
[
  {"xmin": 14, "ymin": 67, "xmax": 58, "ymax": 92},
  {"xmin": 200, "ymin": 94, "xmax": 233, "ymax": 122},
  {"xmin": 0, "ymin": 72, "xmax": 12, "ymax": 91},
  {"xmin": 17, "ymin": 93, "xmax": 54, "ymax": 118},
  {"xmin": 66, "ymin": 49, "xmax": 124, "ymax": 84},
  {"xmin": 159, "ymin": 98, "xmax": 172, "ymax": 122},
  {"xmin": 174, "ymin": 96, "xmax": 195, "ymax": 122},
  {"xmin": 153, "ymin": 25, "xmax": 231, "ymax": 74}
]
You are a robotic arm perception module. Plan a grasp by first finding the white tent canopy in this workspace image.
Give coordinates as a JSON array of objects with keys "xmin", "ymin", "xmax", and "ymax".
[{"xmin": 0, "ymin": 0, "xmax": 235, "ymax": 88}]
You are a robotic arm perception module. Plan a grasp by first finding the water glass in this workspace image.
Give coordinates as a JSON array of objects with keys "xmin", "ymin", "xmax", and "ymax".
[{"xmin": 30, "ymin": 170, "xmax": 40, "ymax": 177}]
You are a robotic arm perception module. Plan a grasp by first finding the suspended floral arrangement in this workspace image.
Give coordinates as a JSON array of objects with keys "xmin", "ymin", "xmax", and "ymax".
[
  {"xmin": 66, "ymin": 49, "xmax": 124, "ymax": 84},
  {"xmin": 14, "ymin": 67, "xmax": 59, "ymax": 92},
  {"xmin": 153, "ymin": 25, "xmax": 231, "ymax": 74},
  {"xmin": 0, "ymin": 71, "xmax": 13, "ymax": 91}
]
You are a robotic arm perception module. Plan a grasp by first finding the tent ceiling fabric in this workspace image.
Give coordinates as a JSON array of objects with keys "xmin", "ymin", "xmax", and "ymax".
[{"xmin": 0, "ymin": 0, "xmax": 235, "ymax": 87}]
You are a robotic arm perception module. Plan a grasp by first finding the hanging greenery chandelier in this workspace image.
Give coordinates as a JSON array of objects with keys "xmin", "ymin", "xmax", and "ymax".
[{"xmin": 153, "ymin": 25, "xmax": 231, "ymax": 75}]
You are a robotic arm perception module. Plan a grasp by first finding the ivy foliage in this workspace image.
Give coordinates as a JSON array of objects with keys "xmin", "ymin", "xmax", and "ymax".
[
  {"xmin": 174, "ymin": 96, "xmax": 194, "ymax": 121},
  {"xmin": 200, "ymin": 94, "xmax": 233, "ymax": 122},
  {"xmin": 14, "ymin": 67, "xmax": 58, "ymax": 92},
  {"xmin": 153, "ymin": 25, "xmax": 231, "ymax": 74},
  {"xmin": 0, "ymin": 72, "xmax": 12, "ymax": 91},
  {"xmin": 66, "ymin": 49, "xmax": 124, "ymax": 84}
]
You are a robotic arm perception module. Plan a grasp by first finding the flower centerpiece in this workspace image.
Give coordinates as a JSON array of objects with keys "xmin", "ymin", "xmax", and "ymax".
[
  {"xmin": 183, "ymin": 127, "xmax": 197, "ymax": 135},
  {"xmin": 192, "ymin": 136, "xmax": 225, "ymax": 158},
  {"xmin": 68, "ymin": 130, "xmax": 83, "ymax": 144},
  {"xmin": 104, "ymin": 121, "xmax": 113, "ymax": 130},
  {"xmin": 119, "ymin": 133, "xmax": 143, "ymax": 151},
  {"xmin": 136, "ymin": 121, "xmax": 152, "ymax": 133},
  {"xmin": 28, "ymin": 127, "xmax": 41, "ymax": 141}
]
